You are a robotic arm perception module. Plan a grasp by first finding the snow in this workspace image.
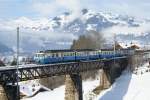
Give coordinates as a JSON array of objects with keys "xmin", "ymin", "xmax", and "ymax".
[
  {"xmin": 86, "ymin": 24, "xmax": 97, "ymax": 31},
  {"xmin": 21, "ymin": 79, "xmax": 100, "ymax": 100},
  {"xmin": 20, "ymin": 81, "xmax": 42, "ymax": 97},
  {"xmin": 22, "ymin": 85, "xmax": 65, "ymax": 100},
  {"xmin": 96, "ymin": 62, "xmax": 150, "ymax": 100}
]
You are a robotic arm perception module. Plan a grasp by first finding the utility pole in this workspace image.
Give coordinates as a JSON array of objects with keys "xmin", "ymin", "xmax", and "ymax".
[
  {"xmin": 16, "ymin": 27, "xmax": 20, "ymax": 100},
  {"xmin": 113, "ymin": 33, "xmax": 116, "ymax": 64}
]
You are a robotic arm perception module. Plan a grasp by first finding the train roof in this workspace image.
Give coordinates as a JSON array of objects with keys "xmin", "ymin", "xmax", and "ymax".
[
  {"xmin": 38, "ymin": 48, "xmax": 134, "ymax": 53},
  {"xmin": 101, "ymin": 48, "xmax": 134, "ymax": 51},
  {"xmin": 39, "ymin": 49, "xmax": 97, "ymax": 53}
]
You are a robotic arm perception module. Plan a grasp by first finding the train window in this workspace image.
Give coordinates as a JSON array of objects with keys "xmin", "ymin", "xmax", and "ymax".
[
  {"xmin": 38, "ymin": 54, "xmax": 42, "ymax": 57},
  {"xmin": 58, "ymin": 53, "xmax": 61, "ymax": 57},
  {"xmin": 86, "ymin": 52, "xmax": 88, "ymax": 56},
  {"xmin": 109, "ymin": 51, "xmax": 111, "ymax": 54},
  {"xmin": 104, "ymin": 51, "xmax": 106, "ymax": 54},
  {"xmin": 69, "ymin": 52, "xmax": 72, "ymax": 56},
  {"xmin": 107, "ymin": 51, "xmax": 109, "ymax": 54},
  {"xmin": 73, "ymin": 52, "xmax": 75, "ymax": 56},
  {"xmin": 55, "ymin": 53, "xmax": 58, "ymax": 57},
  {"xmin": 81, "ymin": 52, "xmax": 84, "ymax": 56},
  {"xmin": 72, "ymin": 52, "xmax": 75, "ymax": 56},
  {"xmin": 78, "ymin": 52, "xmax": 80, "ymax": 56},
  {"xmin": 36, "ymin": 54, "xmax": 38, "ymax": 57},
  {"xmin": 37, "ymin": 54, "xmax": 39, "ymax": 57},
  {"xmin": 95, "ymin": 51, "xmax": 97, "ymax": 55},
  {"xmin": 66, "ymin": 53, "xmax": 68, "ymax": 56},
  {"xmin": 52, "ymin": 53, "xmax": 54, "ymax": 57},
  {"xmin": 103, "ymin": 51, "xmax": 105, "ymax": 55},
  {"xmin": 68, "ymin": 52, "xmax": 71, "ymax": 56},
  {"xmin": 93, "ymin": 51, "xmax": 95, "ymax": 55},
  {"xmin": 59, "ymin": 53, "xmax": 61, "ymax": 57},
  {"xmin": 47, "ymin": 53, "xmax": 51, "ymax": 57},
  {"xmin": 79, "ymin": 52, "xmax": 81, "ymax": 56},
  {"xmin": 67, "ymin": 53, "xmax": 70, "ymax": 56},
  {"xmin": 77, "ymin": 52, "xmax": 80, "ymax": 56},
  {"xmin": 97, "ymin": 51, "xmax": 99, "ymax": 55},
  {"xmin": 103, "ymin": 51, "xmax": 105, "ymax": 54},
  {"xmin": 60, "ymin": 52, "xmax": 64, "ymax": 57},
  {"xmin": 63, "ymin": 53, "xmax": 65, "ymax": 56},
  {"xmin": 71, "ymin": 52, "xmax": 74, "ymax": 56},
  {"xmin": 106, "ymin": 51, "xmax": 108, "ymax": 54},
  {"xmin": 70, "ymin": 52, "xmax": 73, "ymax": 56},
  {"xmin": 82, "ymin": 52, "xmax": 84, "ymax": 56},
  {"xmin": 116, "ymin": 51, "xmax": 118, "ymax": 54},
  {"xmin": 64, "ymin": 53, "xmax": 67, "ymax": 56},
  {"xmin": 107, "ymin": 51, "xmax": 108, "ymax": 55},
  {"xmin": 102, "ymin": 51, "xmax": 104, "ymax": 55}
]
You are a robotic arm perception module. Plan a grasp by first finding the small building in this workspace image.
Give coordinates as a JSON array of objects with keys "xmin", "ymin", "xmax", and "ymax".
[
  {"xmin": 129, "ymin": 44, "xmax": 140, "ymax": 49},
  {"xmin": 116, "ymin": 42, "xmax": 141, "ymax": 50},
  {"xmin": 115, "ymin": 42, "xmax": 123, "ymax": 50}
]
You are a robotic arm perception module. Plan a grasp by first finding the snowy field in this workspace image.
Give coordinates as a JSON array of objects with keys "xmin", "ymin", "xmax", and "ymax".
[{"xmin": 96, "ymin": 62, "xmax": 150, "ymax": 100}]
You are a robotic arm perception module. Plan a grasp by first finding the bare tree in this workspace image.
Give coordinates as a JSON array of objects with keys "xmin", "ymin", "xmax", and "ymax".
[{"xmin": 71, "ymin": 30, "xmax": 105, "ymax": 49}]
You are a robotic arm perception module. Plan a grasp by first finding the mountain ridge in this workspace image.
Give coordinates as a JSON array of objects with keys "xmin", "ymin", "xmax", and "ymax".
[{"xmin": 0, "ymin": 9, "xmax": 149, "ymax": 53}]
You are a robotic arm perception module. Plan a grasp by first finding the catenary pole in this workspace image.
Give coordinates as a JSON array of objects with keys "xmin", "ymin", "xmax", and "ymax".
[{"xmin": 16, "ymin": 27, "xmax": 20, "ymax": 100}]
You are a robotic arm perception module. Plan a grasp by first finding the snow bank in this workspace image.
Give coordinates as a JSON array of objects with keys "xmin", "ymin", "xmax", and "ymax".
[{"xmin": 96, "ymin": 62, "xmax": 150, "ymax": 100}]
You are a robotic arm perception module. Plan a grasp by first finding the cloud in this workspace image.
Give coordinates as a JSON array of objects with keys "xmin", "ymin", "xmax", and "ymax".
[
  {"xmin": 32, "ymin": 1, "xmax": 58, "ymax": 17},
  {"xmin": 102, "ymin": 22, "xmax": 150, "ymax": 38},
  {"xmin": 32, "ymin": 0, "xmax": 82, "ymax": 21},
  {"xmin": 56, "ymin": 0, "xmax": 82, "ymax": 21}
]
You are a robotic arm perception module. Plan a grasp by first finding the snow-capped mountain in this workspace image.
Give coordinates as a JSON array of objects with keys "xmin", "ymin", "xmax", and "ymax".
[
  {"xmin": 0, "ymin": 9, "xmax": 150, "ymax": 53},
  {"xmin": 1, "ymin": 9, "xmax": 145, "ymax": 33}
]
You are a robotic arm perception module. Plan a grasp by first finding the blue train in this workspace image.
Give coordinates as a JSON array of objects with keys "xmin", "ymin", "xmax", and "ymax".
[{"xmin": 33, "ymin": 49, "xmax": 134, "ymax": 64}]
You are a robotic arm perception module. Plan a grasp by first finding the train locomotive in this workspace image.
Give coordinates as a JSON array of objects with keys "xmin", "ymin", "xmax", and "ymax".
[{"xmin": 34, "ymin": 49, "xmax": 134, "ymax": 64}]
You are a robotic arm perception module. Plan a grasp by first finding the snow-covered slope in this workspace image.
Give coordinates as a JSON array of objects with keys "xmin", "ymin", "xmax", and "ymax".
[{"xmin": 96, "ymin": 62, "xmax": 150, "ymax": 100}]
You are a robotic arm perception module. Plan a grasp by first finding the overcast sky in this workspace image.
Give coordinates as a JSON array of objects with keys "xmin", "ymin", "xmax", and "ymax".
[{"xmin": 0, "ymin": 0, "xmax": 150, "ymax": 19}]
